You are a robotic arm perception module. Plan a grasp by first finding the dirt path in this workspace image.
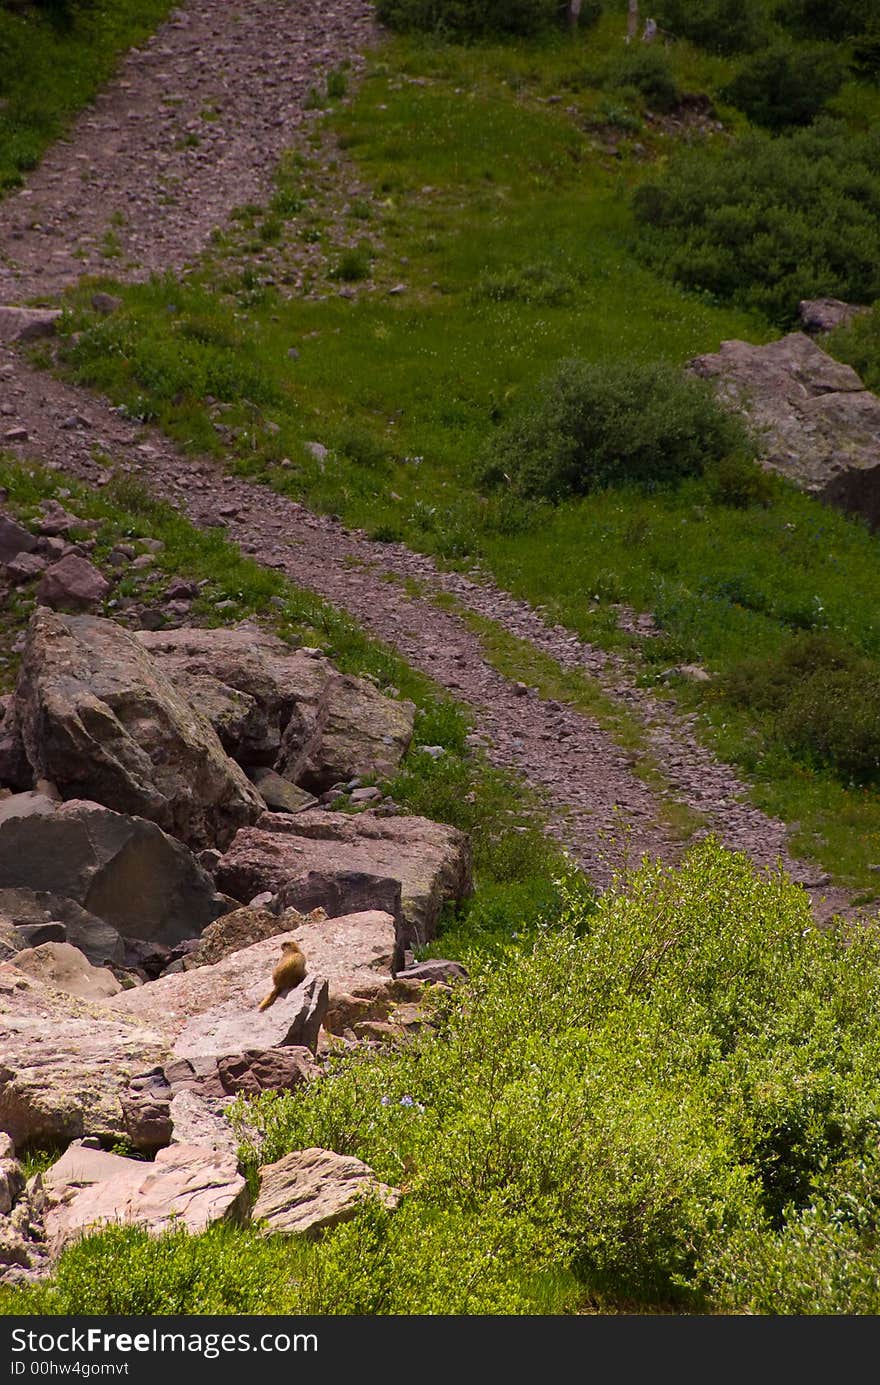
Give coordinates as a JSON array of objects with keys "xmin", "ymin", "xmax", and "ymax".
[
  {"xmin": 0, "ymin": 0, "xmax": 856, "ymax": 915},
  {"xmin": 0, "ymin": 0, "xmax": 377, "ymax": 301}
]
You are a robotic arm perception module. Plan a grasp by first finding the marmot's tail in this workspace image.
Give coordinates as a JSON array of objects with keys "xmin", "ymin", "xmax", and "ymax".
[{"xmin": 258, "ymin": 988, "xmax": 278, "ymax": 1012}]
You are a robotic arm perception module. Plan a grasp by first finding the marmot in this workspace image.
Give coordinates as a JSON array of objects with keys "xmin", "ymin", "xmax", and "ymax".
[{"xmin": 258, "ymin": 938, "xmax": 307, "ymax": 1011}]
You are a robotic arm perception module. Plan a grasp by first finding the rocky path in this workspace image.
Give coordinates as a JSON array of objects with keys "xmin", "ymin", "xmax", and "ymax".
[
  {"xmin": 0, "ymin": 0, "xmax": 854, "ymax": 914},
  {"xmin": 0, "ymin": 0, "xmax": 377, "ymax": 301}
]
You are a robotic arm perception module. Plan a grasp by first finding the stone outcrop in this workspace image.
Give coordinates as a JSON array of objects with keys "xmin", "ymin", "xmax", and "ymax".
[
  {"xmin": 798, "ymin": 298, "xmax": 869, "ymax": 335},
  {"xmin": 216, "ymin": 809, "xmax": 472, "ymax": 947},
  {"xmin": 43, "ymin": 1143, "xmax": 248, "ymax": 1254},
  {"xmin": 0, "ymin": 797, "xmax": 227, "ymax": 947},
  {"xmin": 253, "ymin": 1148, "xmax": 400, "ymax": 1237},
  {"xmin": 689, "ymin": 332, "xmax": 880, "ymax": 530},
  {"xmin": 138, "ymin": 624, "xmax": 416, "ymax": 790},
  {"xmin": 0, "ymin": 968, "xmax": 169, "ymax": 1148},
  {"xmin": 172, "ymin": 974, "xmax": 328, "ymax": 1063},
  {"xmin": 10, "ymin": 942, "xmax": 122, "ymax": 1001},
  {"xmin": 190, "ymin": 903, "xmax": 305, "ymax": 968},
  {"xmin": 15, "ymin": 610, "xmax": 264, "ymax": 849}
]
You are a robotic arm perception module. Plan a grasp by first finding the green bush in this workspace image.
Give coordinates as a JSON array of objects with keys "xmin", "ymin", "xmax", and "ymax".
[
  {"xmin": 374, "ymin": 0, "xmax": 598, "ymax": 40},
  {"xmin": 853, "ymin": 23, "xmax": 880, "ymax": 80},
  {"xmin": 724, "ymin": 635, "xmax": 880, "ymax": 783},
  {"xmin": 479, "ymin": 359, "xmax": 752, "ymax": 503},
  {"xmin": 828, "ymin": 304, "xmax": 880, "ymax": 390},
  {"xmin": 721, "ymin": 43, "xmax": 847, "ymax": 129},
  {"xmin": 652, "ymin": 0, "xmax": 766, "ymax": 53},
  {"xmin": 705, "ymin": 453, "xmax": 776, "ymax": 508},
  {"xmin": 633, "ymin": 120, "xmax": 880, "ymax": 325},
  {"xmin": 776, "ymin": 0, "xmax": 877, "ymax": 41},
  {"xmin": 604, "ymin": 46, "xmax": 681, "ymax": 113},
  {"xmin": 8, "ymin": 842, "xmax": 880, "ymax": 1313}
]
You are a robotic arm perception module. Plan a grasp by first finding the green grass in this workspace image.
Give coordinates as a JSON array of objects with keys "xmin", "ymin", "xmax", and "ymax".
[
  {"xmin": 52, "ymin": 21, "xmax": 880, "ymax": 895},
  {"xmin": 0, "ymin": 0, "xmax": 174, "ymax": 193}
]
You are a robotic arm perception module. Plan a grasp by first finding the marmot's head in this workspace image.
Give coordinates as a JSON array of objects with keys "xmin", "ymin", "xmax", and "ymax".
[{"xmin": 281, "ymin": 939, "xmax": 303, "ymax": 955}]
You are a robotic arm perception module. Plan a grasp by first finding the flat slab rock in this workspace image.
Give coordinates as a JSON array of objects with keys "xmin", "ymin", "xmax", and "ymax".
[
  {"xmin": 253, "ymin": 1147, "xmax": 400, "ymax": 1237},
  {"xmin": 0, "ymin": 967, "xmax": 169, "ymax": 1149},
  {"xmin": 109, "ymin": 911, "xmax": 398, "ymax": 1037},
  {"xmin": 44, "ymin": 1143, "xmax": 248, "ymax": 1255},
  {"xmin": 10, "ymin": 942, "xmax": 121, "ymax": 1001},
  {"xmin": 689, "ymin": 332, "xmax": 880, "ymax": 530},
  {"xmin": 217, "ymin": 809, "xmax": 472, "ymax": 947}
]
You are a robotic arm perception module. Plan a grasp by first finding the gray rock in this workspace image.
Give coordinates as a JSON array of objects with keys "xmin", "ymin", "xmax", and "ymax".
[
  {"xmin": 90, "ymin": 293, "xmax": 122, "ymax": 316},
  {"xmin": 191, "ymin": 904, "xmax": 305, "ymax": 967},
  {"xmin": 0, "ymin": 888, "xmax": 124, "ymax": 967},
  {"xmin": 395, "ymin": 959, "xmax": 469, "ymax": 985},
  {"xmin": 10, "ymin": 943, "xmax": 122, "ymax": 1001},
  {"xmin": 0, "ymin": 307, "xmax": 62, "ymax": 343},
  {"xmin": 36, "ymin": 554, "xmax": 111, "ymax": 612},
  {"xmin": 798, "ymin": 298, "xmax": 869, "ymax": 335},
  {"xmin": 15, "ymin": 610, "xmax": 264, "ymax": 850},
  {"xmin": 0, "ymin": 516, "xmax": 37, "ymax": 566},
  {"xmin": 216, "ymin": 809, "xmax": 473, "ymax": 948},
  {"xmin": 119, "ymin": 1068, "xmax": 173, "ymax": 1154},
  {"xmin": 173, "ymin": 973, "xmax": 328, "ymax": 1062},
  {"xmin": 216, "ymin": 1045, "xmax": 320, "ymax": 1095},
  {"xmin": 253, "ymin": 1148, "xmax": 400, "ymax": 1237},
  {"xmin": 689, "ymin": 333, "xmax": 880, "ymax": 530},
  {"xmin": 0, "ymin": 798, "xmax": 227, "ymax": 947},
  {"xmin": 168, "ymin": 1089, "xmax": 238, "ymax": 1159},
  {"xmin": 44, "ymin": 1144, "xmax": 249, "ymax": 1254},
  {"xmin": 138, "ymin": 625, "xmax": 416, "ymax": 791},
  {"xmin": 5, "ymin": 552, "xmax": 47, "ymax": 582},
  {"xmin": 245, "ymin": 766, "xmax": 318, "ymax": 814}
]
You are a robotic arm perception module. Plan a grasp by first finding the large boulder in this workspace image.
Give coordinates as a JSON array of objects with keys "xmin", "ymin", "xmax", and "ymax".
[
  {"xmin": 689, "ymin": 332, "xmax": 880, "ymax": 530},
  {"xmin": 43, "ymin": 1143, "xmax": 248, "ymax": 1254},
  {"xmin": 35, "ymin": 555, "xmax": 111, "ymax": 613},
  {"xmin": 0, "ymin": 796, "xmax": 227, "ymax": 947},
  {"xmin": 138, "ymin": 624, "xmax": 416, "ymax": 789},
  {"xmin": 253, "ymin": 1148, "xmax": 400, "ymax": 1237},
  {"xmin": 190, "ymin": 904, "xmax": 304, "ymax": 968},
  {"xmin": 15, "ymin": 610, "xmax": 264, "ymax": 849},
  {"xmin": 0, "ymin": 307, "xmax": 61, "ymax": 343},
  {"xmin": 0, "ymin": 887, "xmax": 124, "ymax": 967},
  {"xmin": 0, "ymin": 966, "xmax": 169, "ymax": 1149},
  {"xmin": 10, "ymin": 942, "xmax": 122, "ymax": 1001},
  {"xmin": 215, "ymin": 810, "xmax": 473, "ymax": 948}
]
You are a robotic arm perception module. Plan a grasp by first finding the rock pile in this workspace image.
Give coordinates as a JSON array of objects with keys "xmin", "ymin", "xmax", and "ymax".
[{"xmin": 0, "ymin": 596, "xmax": 472, "ymax": 1279}]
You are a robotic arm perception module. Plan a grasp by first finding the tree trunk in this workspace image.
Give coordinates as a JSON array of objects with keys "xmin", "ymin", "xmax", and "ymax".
[{"xmin": 627, "ymin": 0, "xmax": 639, "ymax": 41}]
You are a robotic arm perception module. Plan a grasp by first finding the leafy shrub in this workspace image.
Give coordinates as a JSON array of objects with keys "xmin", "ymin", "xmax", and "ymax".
[
  {"xmin": 374, "ymin": 0, "xmax": 598, "ymax": 40},
  {"xmin": 776, "ymin": 0, "xmax": 876, "ymax": 41},
  {"xmin": 479, "ymin": 359, "xmax": 752, "ymax": 503},
  {"xmin": 652, "ymin": 0, "xmax": 766, "ymax": 53},
  {"xmin": 853, "ymin": 23, "xmax": 880, "ymax": 80},
  {"xmin": 705, "ymin": 453, "xmax": 775, "ymax": 508},
  {"xmin": 721, "ymin": 43, "xmax": 847, "ymax": 129},
  {"xmin": 724, "ymin": 635, "xmax": 880, "ymax": 783},
  {"xmin": 329, "ymin": 245, "xmax": 372, "ymax": 282},
  {"xmin": 604, "ymin": 46, "xmax": 680, "ymax": 113},
  {"xmin": 828, "ymin": 304, "xmax": 880, "ymax": 391},
  {"xmin": 471, "ymin": 261, "xmax": 579, "ymax": 306},
  {"xmin": 634, "ymin": 120, "xmax": 880, "ymax": 324}
]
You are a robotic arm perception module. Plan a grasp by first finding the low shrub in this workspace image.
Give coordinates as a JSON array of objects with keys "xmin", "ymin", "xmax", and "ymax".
[
  {"xmin": 479, "ymin": 358, "xmax": 752, "ymax": 503},
  {"xmin": 828, "ymin": 305, "xmax": 880, "ymax": 391},
  {"xmin": 633, "ymin": 119, "xmax": 880, "ymax": 325},
  {"xmin": 721, "ymin": 43, "xmax": 847, "ymax": 129},
  {"xmin": 373, "ymin": 0, "xmax": 599, "ymax": 40},
  {"xmin": 652, "ymin": 0, "xmax": 766, "ymax": 53},
  {"xmin": 603, "ymin": 46, "xmax": 680, "ymax": 113},
  {"xmin": 724, "ymin": 635, "xmax": 880, "ymax": 783},
  {"xmin": 776, "ymin": 0, "xmax": 876, "ymax": 41},
  {"xmin": 705, "ymin": 453, "xmax": 776, "ymax": 508}
]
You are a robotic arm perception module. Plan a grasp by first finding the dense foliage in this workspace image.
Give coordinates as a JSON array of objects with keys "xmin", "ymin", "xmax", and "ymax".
[
  {"xmin": 7, "ymin": 843, "xmax": 880, "ymax": 1315},
  {"xmin": 721, "ymin": 42, "xmax": 847, "ymax": 128},
  {"xmin": 602, "ymin": 45, "xmax": 681, "ymax": 113},
  {"xmin": 725, "ymin": 635, "xmax": 880, "ymax": 785},
  {"xmin": 373, "ymin": 0, "xmax": 599, "ymax": 39},
  {"xmin": 479, "ymin": 359, "xmax": 751, "ymax": 502},
  {"xmin": 652, "ymin": 0, "xmax": 766, "ymax": 53},
  {"xmin": 634, "ymin": 120, "xmax": 880, "ymax": 324},
  {"xmin": 776, "ymin": 0, "xmax": 879, "ymax": 41}
]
